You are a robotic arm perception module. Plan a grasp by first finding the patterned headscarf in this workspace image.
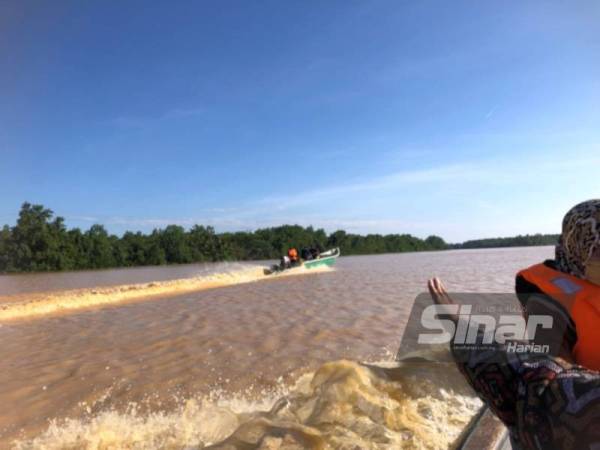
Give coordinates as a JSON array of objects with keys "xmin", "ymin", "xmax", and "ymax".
[{"xmin": 555, "ymin": 199, "xmax": 600, "ymax": 279}]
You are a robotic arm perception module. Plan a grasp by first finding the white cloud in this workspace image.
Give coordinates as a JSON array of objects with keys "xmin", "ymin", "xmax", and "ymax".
[
  {"xmin": 65, "ymin": 149, "xmax": 600, "ymax": 241},
  {"xmin": 255, "ymin": 163, "xmax": 483, "ymax": 211}
]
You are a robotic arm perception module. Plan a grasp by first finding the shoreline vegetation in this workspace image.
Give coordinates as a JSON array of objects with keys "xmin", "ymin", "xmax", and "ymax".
[{"xmin": 0, "ymin": 203, "xmax": 559, "ymax": 274}]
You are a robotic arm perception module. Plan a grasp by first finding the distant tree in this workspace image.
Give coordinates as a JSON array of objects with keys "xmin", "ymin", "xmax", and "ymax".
[
  {"xmin": 189, "ymin": 225, "xmax": 223, "ymax": 262},
  {"xmin": 0, "ymin": 202, "xmax": 559, "ymax": 273},
  {"xmin": 158, "ymin": 225, "xmax": 192, "ymax": 264},
  {"xmin": 146, "ymin": 230, "xmax": 167, "ymax": 265},
  {"xmin": 453, "ymin": 234, "xmax": 559, "ymax": 249},
  {"xmin": 83, "ymin": 224, "xmax": 116, "ymax": 268},
  {"xmin": 425, "ymin": 235, "xmax": 447, "ymax": 250},
  {"xmin": 327, "ymin": 230, "xmax": 347, "ymax": 249},
  {"xmin": 66, "ymin": 228, "xmax": 87, "ymax": 269},
  {"xmin": 9, "ymin": 203, "xmax": 74, "ymax": 271},
  {"xmin": 118, "ymin": 231, "xmax": 147, "ymax": 266},
  {"xmin": 0, "ymin": 225, "xmax": 13, "ymax": 272}
]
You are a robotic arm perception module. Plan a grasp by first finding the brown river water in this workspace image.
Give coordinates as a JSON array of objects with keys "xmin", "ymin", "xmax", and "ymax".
[{"xmin": 0, "ymin": 246, "xmax": 554, "ymax": 449}]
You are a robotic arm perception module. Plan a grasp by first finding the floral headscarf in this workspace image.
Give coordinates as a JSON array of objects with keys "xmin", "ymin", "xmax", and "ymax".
[{"xmin": 555, "ymin": 199, "xmax": 600, "ymax": 279}]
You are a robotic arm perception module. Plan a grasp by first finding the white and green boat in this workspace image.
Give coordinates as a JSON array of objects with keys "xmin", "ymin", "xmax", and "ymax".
[
  {"xmin": 265, "ymin": 247, "xmax": 340, "ymax": 275},
  {"xmin": 302, "ymin": 247, "xmax": 340, "ymax": 269}
]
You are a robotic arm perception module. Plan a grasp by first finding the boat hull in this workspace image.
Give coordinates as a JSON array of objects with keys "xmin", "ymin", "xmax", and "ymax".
[
  {"xmin": 263, "ymin": 248, "xmax": 340, "ymax": 275},
  {"xmin": 303, "ymin": 248, "xmax": 340, "ymax": 269}
]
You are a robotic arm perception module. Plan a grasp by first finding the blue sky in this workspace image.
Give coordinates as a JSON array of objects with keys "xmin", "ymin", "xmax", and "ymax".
[{"xmin": 1, "ymin": 1, "xmax": 599, "ymax": 242}]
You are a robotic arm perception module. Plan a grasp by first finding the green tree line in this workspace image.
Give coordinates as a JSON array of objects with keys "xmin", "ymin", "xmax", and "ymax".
[
  {"xmin": 0, "ymin": 203, "xmax": 557, "ymax": 273},
  {"xmin": 450, "ymin": 234, "xmax": 560, "ymax": 249},
  {"xmin": 0, "ymin": 203, "xmax": 450, "ymax": 273}
]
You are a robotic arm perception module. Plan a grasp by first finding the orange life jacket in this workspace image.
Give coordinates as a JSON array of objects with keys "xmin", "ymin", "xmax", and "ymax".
[
  {"xmin": 288, "ymin": 248, "xmax": 298, "ymax": 261},
  {"xmin": 518, "ymin": 263, "xmax": 600, "ymax": 371}
]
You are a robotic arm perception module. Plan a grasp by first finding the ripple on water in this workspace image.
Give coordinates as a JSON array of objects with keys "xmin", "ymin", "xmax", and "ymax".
[{"xmin": 2, "ymin": 247, "xmax": 554, "ymax": 448}]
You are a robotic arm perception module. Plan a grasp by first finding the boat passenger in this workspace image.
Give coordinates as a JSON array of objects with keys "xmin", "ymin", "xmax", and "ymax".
[
  {"xmin": 301, "ymin": 248, "xmax": 313, "ymax": 261},
  {"xmin": 516, "ymin": 199, "xmax": 600, "ymax": 370},
  {"xmin": 428, "ymin": 199, "xmax": 600, "ymax": 450},
  {"xmin": 287, "ymin": 247, "xmax": 299, "ymax": 266},
  {"xmin": 310, "ymin": 247, "xmax": 320, "ymax": 259},
  {"xmin": 280, "ymin": 255, "xmax": 291, "ymax": 270}
]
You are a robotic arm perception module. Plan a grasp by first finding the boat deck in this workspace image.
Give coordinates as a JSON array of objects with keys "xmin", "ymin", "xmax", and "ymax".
[{"xmin": 459, "ymin": 407, "xmax": 513, "ymax": 450}]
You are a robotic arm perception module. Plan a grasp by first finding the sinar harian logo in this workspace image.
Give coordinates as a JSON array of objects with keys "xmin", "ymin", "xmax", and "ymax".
[{"xmin": 418, "ymin": 304, "xmax": 553, "ymax": 353}]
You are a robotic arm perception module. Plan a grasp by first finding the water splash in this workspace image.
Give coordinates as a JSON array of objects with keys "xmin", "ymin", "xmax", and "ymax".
[
  {"xmin": 0, "ymin": 264, "xmax": 334, "ymax": 321},
  {"xmin": 13, "ymin": 357, "xmax": 481, "ymax": 450}
]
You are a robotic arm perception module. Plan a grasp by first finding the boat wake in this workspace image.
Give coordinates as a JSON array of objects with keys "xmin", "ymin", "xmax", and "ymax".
[
  {"xmin": 13, "ymin": 355, "xmax": 481, "ymax": 450},
  {"xmin": 0, "ymin": 264, "xmax": 334, "ymax": 321}
]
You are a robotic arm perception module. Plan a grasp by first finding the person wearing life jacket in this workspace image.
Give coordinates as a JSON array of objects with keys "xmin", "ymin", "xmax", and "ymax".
[
  {"xmin": 516, "ymin": 199, "xmax": 600, "ymax": 371},
  {"xmin": 287, "ymin": 247, "xmax": 299, "ymax": 266},
  {"xmin": 427, "ymin": 200, "xmax": 600, "ymax": 450}
]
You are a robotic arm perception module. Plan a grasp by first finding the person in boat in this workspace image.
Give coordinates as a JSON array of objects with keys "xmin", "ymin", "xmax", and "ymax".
[
  {"xmin": 300, "ymin": 247, "xmax": 313, "ymax": 261},
  {"xmin": 516, "ymin": 199, "xmax": 600, "ymax": 371},
  {"xmin": 310, "ymin": 247, "xmax": 321, "ymax": 259},
  {"xmin": 287, "ymin": 247, "xmax": 300, "ymax": 267},
  {"xmin": 428, "ymin": 199, "xmax": 600, "ymax": 450},
  {"xmin": 280, "ymin": 255, "xmax": 291, "ymax": 270}
]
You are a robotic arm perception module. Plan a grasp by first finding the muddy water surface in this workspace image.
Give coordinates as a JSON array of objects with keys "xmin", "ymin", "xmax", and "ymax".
[{"xmin": 0, "ymin": 247, "xmax": 553, "ymax": 449}]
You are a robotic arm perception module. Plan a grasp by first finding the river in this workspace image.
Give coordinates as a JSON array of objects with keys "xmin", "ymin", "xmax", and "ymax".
[{"xmin": 0, "ymin": 246, "xmax": 554, "ymax": 449}]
